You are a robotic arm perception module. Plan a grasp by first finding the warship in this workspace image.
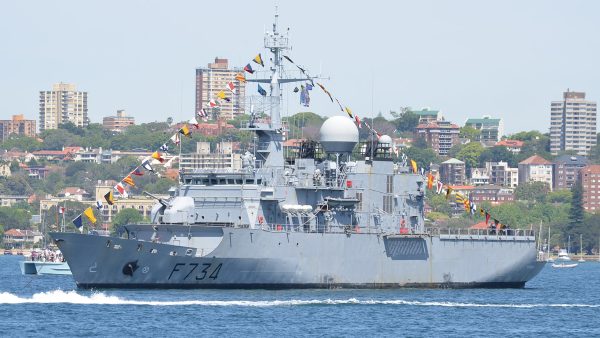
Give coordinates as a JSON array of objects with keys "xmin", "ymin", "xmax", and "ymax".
[{"xmin": 51, "ymin": 10, "xmax": 545, "ymax": 289}]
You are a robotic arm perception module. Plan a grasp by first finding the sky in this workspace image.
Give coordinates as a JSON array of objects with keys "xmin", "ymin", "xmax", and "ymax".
[{"xmin": 1, "ymin": 0, "xmax": 599, "ymax": 135}]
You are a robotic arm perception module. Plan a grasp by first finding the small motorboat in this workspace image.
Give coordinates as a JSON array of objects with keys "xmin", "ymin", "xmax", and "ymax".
[
  {"xmin": 557, "ymin": 249, "xmax": 571, "ymax": 261},
  {"xmin": 552, "ymin": 263, "xmax": 578, "ymax": 269}
]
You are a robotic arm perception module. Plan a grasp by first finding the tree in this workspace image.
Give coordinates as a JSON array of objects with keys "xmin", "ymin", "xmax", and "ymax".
[
  {"xmin": 459, "ymin": 126, "xmax": 481, "ymax": 142},
  {"xmin": 404, "ymin": 147, "xmax": 439, "ymax": 170},
  {"xmin": 112, "ymin": 208, "xmax": 144, "ymax": 227},
  {"xmin": 567, "ymin": 179, "xmax": 585, "ymax": 237},
  {"xmin": 0, "ymin": 206, "xmax": 31, "ymax": 230},
  {"xmin": 478, "ymin": 146, "xmax": 516, "ymax": 167},
  {"xmin": 546, "ymin": 190, "xmax": 572, "ymax": 204},
  {"xmin": 515, "ymin": 181, "xmax": 550, "ymax": 203},
  {"xmin": 392, "ymin": 110, "xmax": 420, "ymax": 133},
  {"xmin": 454, "ymin": 142, "xmax": 485, "ymax": 171}
]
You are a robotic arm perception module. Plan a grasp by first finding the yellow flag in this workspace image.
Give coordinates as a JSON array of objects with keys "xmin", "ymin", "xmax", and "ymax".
[
  {"xmin": 216, "ymin": 91, "xmax": 226, "ymax": 100},
  {"xmin": 122, "ymin": 175, "xmax": 135, "ymax": 187},
  {"xmin": 253, "ymin": 53, "xmax": 264, "ymax": 67},
  {"xmin": 179, "ymin": 124, "xmax": 191, "ymax": 137},
  {"xmin": 410, "ymin": 160, "xmax": 417, "ymax": 174},
  {"xmin": 83, "ymin": 207, "xmax": 97, "ymax": 224},
  {"xmin": 345, "ymin": 107, "xmax": 353, "ymax": 118}
]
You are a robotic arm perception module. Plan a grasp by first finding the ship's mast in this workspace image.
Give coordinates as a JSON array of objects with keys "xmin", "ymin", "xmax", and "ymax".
[{"xmin": 264, "ymin": 4, "xmax": 287, "ymax": 129}]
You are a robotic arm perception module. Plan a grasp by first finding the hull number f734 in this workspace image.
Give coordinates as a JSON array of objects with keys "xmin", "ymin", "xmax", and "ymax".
[{"xmin": 168, "ymin": 263, "xmax": 222, "ymax": 281}]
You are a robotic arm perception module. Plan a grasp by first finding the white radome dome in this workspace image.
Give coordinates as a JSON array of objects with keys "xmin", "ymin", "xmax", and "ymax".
[
  {"xmin": 319, "ymin": 116, "xmax": 359, "ymax": 153},
  {"xmin": 378, "ymin": 134, "xmax": 392, "ymax": 146}
]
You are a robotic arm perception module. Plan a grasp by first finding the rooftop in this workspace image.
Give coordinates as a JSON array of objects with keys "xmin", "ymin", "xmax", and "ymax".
[
  {"xmin": 553, "ymin": 154, "xmax": 590, "ymax": 166},
  {"xmin": 519, "ymin": 155, "xmax": 552, "ymax": 165},
  {"xmin": 465, "ymin": 117, "xmax": 502, "ymax": 126},
  {"xmin": 416, "ymin": 121, "xmax": 459, "ymax": 129},
  {"xmin": 442, "ymin": 158, "xmax": 465, "ymax": 164},
  {"xmin": 496, "ymin": 139, "xmax": 524, "ymax": 148}
]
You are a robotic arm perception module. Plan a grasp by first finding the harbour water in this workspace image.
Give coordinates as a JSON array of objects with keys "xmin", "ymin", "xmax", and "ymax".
[{"xmin": 1, "ymin": 255, "xmax": 598, "ymax": 337}]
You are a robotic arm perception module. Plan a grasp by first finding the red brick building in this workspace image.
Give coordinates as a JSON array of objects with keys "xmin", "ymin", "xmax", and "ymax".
[
  {"xmin": 415, "ymin": 121, "xmax": 460, "ymax": 155},
  {"xmin": 579, "ymin": 165, "xmax": 600, "ymax": 211}
]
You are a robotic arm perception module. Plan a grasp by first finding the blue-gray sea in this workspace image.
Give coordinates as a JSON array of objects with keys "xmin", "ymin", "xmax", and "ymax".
[{"xmin": 1, "ymin": 255, "xmax": 598, "ymax": 337}]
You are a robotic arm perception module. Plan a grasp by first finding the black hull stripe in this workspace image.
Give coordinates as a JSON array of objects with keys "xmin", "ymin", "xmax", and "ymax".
[{"xmin": 77, "ymin": 282, "xmax": 526, "ymax": 290}]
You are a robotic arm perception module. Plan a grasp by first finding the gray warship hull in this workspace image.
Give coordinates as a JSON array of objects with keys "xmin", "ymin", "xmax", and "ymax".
[
  {"xmin": 51, "ymin": 228, "xmax": 544, "ymax": 289},
  {"xmin": 52, "ymin": 11, "xmax": 546, "ymax": 290}
]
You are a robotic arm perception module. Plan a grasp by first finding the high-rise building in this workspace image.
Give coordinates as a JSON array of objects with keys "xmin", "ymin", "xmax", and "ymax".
[
  {"xmin": 464, "ymin": 116, "xmax": 504, "ymax": 144},
  {"xmin": 415, "ymin": 120, "xmax": 460, "ymax": 155},
  {"xmin": 195, "ymin": 58, "xmax": 246, "ymax": 120},
  {"xmin": 549, "ymin": 91, "xmax": 597, "ymax": 155},
  {"xmin": 0, "ymin": 114, "xmax": 36, "ymax": 141},
  {"xmin": 103, "ymin": 110, "xmax": 135, "ymax": 132},
  {"xmin": 39, "ymin": 83, "xmax": 88, "ymax": 132}
]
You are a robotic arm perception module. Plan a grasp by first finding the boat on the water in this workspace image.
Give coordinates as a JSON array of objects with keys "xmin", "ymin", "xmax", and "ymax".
[
  {"xmin": 20, "ymin": 249, "xmax": 71, "ymax": 275},
  {"xmin": 552, "ymin": 263, "xmax": 578, "ymax": 269},
  {"xmin": 557, "ymin": 249, "xmax": 571, "ymax": 261},
  {"xmin": 49, "ymin": 9, "xmax": 545, "ymax": 290},
  {"xmin": 20, "ymin": 260, "xmax": 71, "ymax": 275}
]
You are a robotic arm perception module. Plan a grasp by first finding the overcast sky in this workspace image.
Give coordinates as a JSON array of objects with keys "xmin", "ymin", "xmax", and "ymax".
[{"xmin": 1, "ymin": 0, "xmax": 599, "ymax": 134}]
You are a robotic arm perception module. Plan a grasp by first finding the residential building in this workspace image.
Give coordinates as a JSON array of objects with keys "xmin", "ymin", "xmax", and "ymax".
[
  {"xmin": 0, "ymin": 114, "xmax": 36, "ymax": 141},
  {"xmin": 440, "ymin": 158, "xmax": 466, "ymax": 185},
  {"xmin": 415, "ymin": 121, "xmax": 460, "ymax": 155},
  {"xmin": 469, "ymin": 168, "xmax": 490, "ymax": 186},
  {"xmin": 39, "ymin": 83, "xmax": 88, "ymax": 132},
  {"xmin": 0, "ymin": 150, "xmax": 36, "ymax": 163},
  {"xmin": 103, "ymin": 110, "xmax": 135, "ymax": 132},
  {"xmin": 470, "ymin": 185, "xmax": 515, "ymax": 205},
  {"xmin": 486, "ymin": 161, "xmax": 519, "ymax": 188},
  {"xmin": 195, "ymin": 57, "xmax": 246, "ymax": 120},
  {"xmin": 553, "ymin": 155, "xmax": 590, "ymax": 190},
  {"xmin": 464, "ymin": 116, "xmax": 504, "ymax": 144},
  {"xmin": 518, "ymin": 155, "xmax": 553, "ymax": 190},
  {"xmin": 580, "ymin": 165, "xmax": 600, "ymax": 211},
  {"xmin": 549, "ymin": 90, "xmax": 597, "ymax": 156},
  {"xmin": 0, "ymin": 195, "xmax": 28, "ymax": 207},
  {"xmin": 57, "ymin": 187, "xmax": 91, "ymax": 201},
  {"xmin": 495, "ymin": 139, "xmax": 524, "ymax": 153},
  {"xmin": 411, "ymin": 108, "xmax": 442, "ymax": 124},
  {"xmin": 3, "ymin": 229, "xmax": 43, "ymax": 249},
  {"xmin": 179, "ymin": 141, "xmax": 241, "ymax": 171}
]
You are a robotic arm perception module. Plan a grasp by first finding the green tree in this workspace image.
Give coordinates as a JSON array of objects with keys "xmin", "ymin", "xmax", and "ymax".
[
  {"xmin": 392, "ymin": 110, "xmax": 420, "ymax": 133},
  {"xmin": 112, "ymin": 208, "xmax": 144, "ymax": 227},
  {"xmin": 514, "ymin": 181, "xmax": 550, "ymax": 203},
  {"xmin": 0, "ymin": 135, "xmax": 43, "ymax": 152},
  {"xmin": 427, "ymin": 192, "xmax": 452, "ymax": 216},
  {"xmin": 478, "ymin": 146, "xmax": 516, "ymax": 167},
  {"xmin": 454, "ymin": 142, "xmax": 484, "ymax": 171},
  {"xmin": 547, "ymin": 190, "xmax": 572, "ymax": 204},
  {"xmin": 0, "ymin": 207, "xmax": 31, "ymax": 230},
  {"xmin": 567, "ymin": 179, "xmax": 585, "ymax": 236},
  {"xmin": 404, "ymin": 147, "xmax": 439, "ymax": 170},
  {"xmin": 459, "ymin": 126, "xmax": 481, "ymax": 142}
]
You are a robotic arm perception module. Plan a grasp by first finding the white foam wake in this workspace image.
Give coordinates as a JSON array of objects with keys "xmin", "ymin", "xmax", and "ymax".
[{"xmin": 0, "ymin": 290, "xmax": 598, "ymax": 308}]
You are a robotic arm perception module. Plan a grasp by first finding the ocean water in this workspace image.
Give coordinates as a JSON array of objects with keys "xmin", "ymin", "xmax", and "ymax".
[{"xmin": 1, "ymin": 256, "xmax": 599, "ymax": 337}]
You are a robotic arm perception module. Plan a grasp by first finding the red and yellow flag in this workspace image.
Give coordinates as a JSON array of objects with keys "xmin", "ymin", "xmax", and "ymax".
[{"xmin": 122, "ymin": 175, "xmax": 135, "ymax": 187}]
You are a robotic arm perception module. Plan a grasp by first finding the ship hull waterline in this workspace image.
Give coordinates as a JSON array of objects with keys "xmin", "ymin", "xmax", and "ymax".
[{"xmin": 50, "ymin": 228, "xmax": 545, "ymax": 289}]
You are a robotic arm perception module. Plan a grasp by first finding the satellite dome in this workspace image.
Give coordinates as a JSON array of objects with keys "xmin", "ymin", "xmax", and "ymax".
[
  {"xmin": 319, "ymin": 116, "xmax": 359, "ymax": 153},
  {"xmin": 378, "ymin": 135, "xmax": 392, "ymax": 147}
]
